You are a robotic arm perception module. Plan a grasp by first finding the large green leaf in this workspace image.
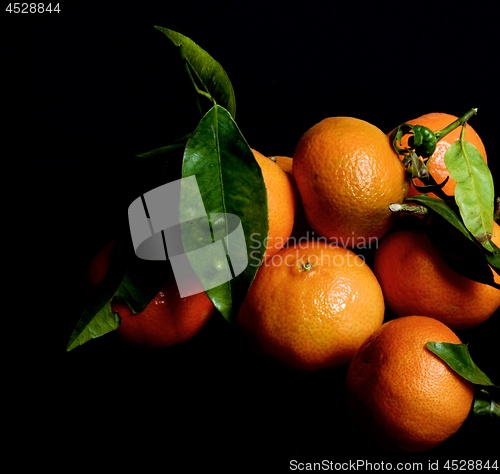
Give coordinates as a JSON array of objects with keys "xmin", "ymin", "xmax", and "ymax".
[
  {"xmin": 180, "ymin": 105, "xmax": 268, "ymax": 321},
  {"xmin": 444, "ymin": 137, "xmax": 495, "ymax": 249},
  {"xmin": 155, "ymin": 26, "xmax": 236, "ymax": 118}
]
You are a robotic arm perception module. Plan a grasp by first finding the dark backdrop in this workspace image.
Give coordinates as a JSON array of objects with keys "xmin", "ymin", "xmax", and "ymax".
[{"xmin": 4, "ymin": 1, "xmax": 499, "ymax": 472}]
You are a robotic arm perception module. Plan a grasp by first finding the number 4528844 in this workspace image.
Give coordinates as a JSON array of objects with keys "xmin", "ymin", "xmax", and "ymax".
[
  {"xmin": 443, "ymin": 459, "xmax": 498, "ymax": 471},
  {"xmin": 5, "ymin": 3, "xmax": 60, "ymax": 13}
]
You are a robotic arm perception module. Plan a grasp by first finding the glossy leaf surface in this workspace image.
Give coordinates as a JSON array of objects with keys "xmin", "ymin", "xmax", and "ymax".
[
  {"xmin": 444, "ymin": 138, "xmax": 495, "ymax": 249},
  {"xmin": 427, "ymin": 342, "xmax": 496, "ymax": 386},
  {"xmin": 181, "ymin": 105, "xmax": 268, "ymax": 320}
]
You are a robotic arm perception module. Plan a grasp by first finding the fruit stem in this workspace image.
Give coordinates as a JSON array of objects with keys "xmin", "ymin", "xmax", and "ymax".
[
  {"xmin": 300, "ymin": 261, "xmax": 314, "ymax": 271},
  {"xmin": 389, "ymin": 203, "xmax": 428, "ymax": 215},
  {"xmin": 434, "ymin": 108, "xmax": 478, "ymax": 142}
]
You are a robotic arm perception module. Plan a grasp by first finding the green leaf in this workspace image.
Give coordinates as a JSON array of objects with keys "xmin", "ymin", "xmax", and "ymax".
[
  {"xmin": 403, "ymin": 195, "xmax": 500, "ymax": 288},
  {"xmin": 66, "ymin": 299, "xmax": 120, "ymax": 351},
  {"xmin": 444, "ymin": 137, "xmax": 495, "ymax": 249},
  {"xmin": 426, "ymin": 342, "xmax": 497, "ymax": 387},
  {"xmin": 66, "ymin": 242, "xmax": 168, "ymax": 351},
  {"xmin": 485, "ymin": 240, "xmax": 500, "ymax": 273},
  {"xmin": 473, "ymin": 389, "xmax": 500, "ymax": 417},
  {"xmin": 155, "ymin": 26, "xmax": 236, "ymax": 118},
  {"xmin": 181, "ymin": 105, "xmax": 268, "ymax": 321},
  {"xmin": 405, "ymin": 195, "xmax": 474, "ymax": 241},
  {"xmin": 66, "ymin": 259, "xmax": 124, "ymax": 351},
  {"xmin": 428, "ymin": 342, "xmax": 500, "ymax": 419}
]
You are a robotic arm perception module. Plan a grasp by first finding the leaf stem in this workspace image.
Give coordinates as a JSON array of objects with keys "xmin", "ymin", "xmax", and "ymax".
[{"xmin": 434, "ymin": 107, "xmax": 478, "ymax": 141}]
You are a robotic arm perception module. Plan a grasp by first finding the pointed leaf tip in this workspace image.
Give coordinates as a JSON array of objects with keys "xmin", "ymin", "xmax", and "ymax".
[
  {"xmin": 427, "ymin": 342, "xmax": 497, "ymax": 387},
  {"xmin": 154, "ymin": 26, "xmax": 236, "ymax": 118}
]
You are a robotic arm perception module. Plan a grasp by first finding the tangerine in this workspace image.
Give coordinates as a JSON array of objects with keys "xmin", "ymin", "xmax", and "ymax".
[
  {"xmin": 346, "ymin": 315, "xmax": 475, "ymax": 452},
  {"xmin": 82, "ymin": 239, "xmax": 215, "ymax": 348},
  {"xmin": 391, "ymin": 112, "xmax": 487, "ymax": 197},
  {"xmin": 238, "ymin": 241, "xmax": 385, "ymax": 370},
  {"xmin": 270, "ymin": 155, "xmax": 293, "ymax": 174},
  {"xmin": 80, "ymin": 238, "xmax": 117, "ymax": 300},
  {"xmin": 252, "ymin": 149, "xmax": 296, "ymax": 261},
  {"xmin": 266, "ymin": 153, "xmax": 311, "ymax": 240},
  {"xmin": 373, "ymin": 225, "xmax": 500, "ymax": 330},
  {"xmin": 292, "ymin": 116, "xmax": 409, "ymax": 247},
  {"xmin": 111, "ymin": 279, "xmax": 215, "ymax": 349}
]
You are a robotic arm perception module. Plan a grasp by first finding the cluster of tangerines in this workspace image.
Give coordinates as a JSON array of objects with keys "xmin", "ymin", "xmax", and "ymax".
[{"xmin": 82, "ymin": 112, "xmax": 499, "ymax": 453}]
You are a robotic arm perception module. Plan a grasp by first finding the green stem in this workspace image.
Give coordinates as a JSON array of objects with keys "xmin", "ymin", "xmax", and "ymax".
[
  {"xmin": 136, "ymin": 133, "xmax": 192, "ymax": 158},
  {"xmin": 434, "ymin": 107, "xmax": 478, "ymax": 141}
]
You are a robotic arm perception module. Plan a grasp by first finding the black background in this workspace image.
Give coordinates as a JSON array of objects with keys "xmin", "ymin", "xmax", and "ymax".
[{"xmin": 4, "ymin": 1, "xmax": 499, "ymax": 472}]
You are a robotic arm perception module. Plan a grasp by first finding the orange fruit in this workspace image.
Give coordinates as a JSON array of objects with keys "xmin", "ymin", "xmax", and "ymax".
[
  {"xmin": 270, "ymin": 155, "xmax": 293, "ymax": 174},
  {"xmin": 252, "ymin": 149, "xmax": 296, "ymax": 261},
  {"xmin": 83, "ymin": 239, "xmax": 215, "ymax": 348},
  {"xmin": 373, "ymin": 224, "xmax": 500, "ymax": 330},
  {"xmin": 111, "ymin": 278, "xmax": 215, "ymax": 349},
  {"xmin": 391, "ymin": 112, "xmax": 487, "ymax": 197},
  {"xmin": 238, "ymin": 241, "xmax": 385, "ymax": 370},
  {"xmin": 81, "ymin": 238, "xmax": 117, "ymax": 300},
  {"xmin": 292, "ymin": 117, "xmax": 409, "ymax": 248},
  {"xmin": 345, "ymin": 315, "xmax": 475, "ymax": 452},
  {"xmin": 265, "ymin": 154, "xmax": 312, "ymax": 240}
]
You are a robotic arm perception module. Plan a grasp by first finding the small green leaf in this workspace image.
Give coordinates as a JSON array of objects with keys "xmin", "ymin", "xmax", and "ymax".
[
  {"xmin": 181, "ymin": 105, "xmax": 268, "ymax": 321},
  {"xmin": 66, "ymin": 243, "xmax": 168, "ymax": 351},
  {"xmin": 66, "ymin": 240, "xmax": 130, "ymax": 351},
  {"xmin": 66, "ymin": 299, "xmax": 120, "ymax": 351},
  {"xmin": 155, "ymin": 26, "xmax": 236, "ymax": 118},
  {"xmin": 428, "ymin": 342, "xmax": 500, "ymax": 419},
  {"xmin": 444, "ymin": 137, "xmax": 495, "ymax": 249},
  {"xmin": 66, "ymin": 263, "xmax": 123, "ymax": 352},
  {"xmin": 426, "ymin": 342, "xmax": 497, "ymax": 387}
]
